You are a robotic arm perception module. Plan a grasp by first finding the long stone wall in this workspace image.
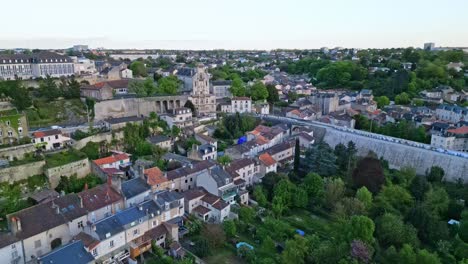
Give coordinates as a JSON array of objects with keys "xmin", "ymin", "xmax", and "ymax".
[
  {"xmin": 94, "ymin": 95, "xmax": 189, "ymax": 120},
  {"xmin": 323, "ymin": 128, "xmax": 468, "ymax": 182},
  {"xmin": 45, "ymin": 158, "xmax": 90, "ymax": 188},
  {"xmin": 73, "ymin": 131, "xmax": 124, "ymax": 149},
  {"xmin": 0, "ymin": 161, "xmax": 46, "ymax": 183},
  {"xmin": 0, "ymin": 144, "xmax": 36, "ymax": 160}
]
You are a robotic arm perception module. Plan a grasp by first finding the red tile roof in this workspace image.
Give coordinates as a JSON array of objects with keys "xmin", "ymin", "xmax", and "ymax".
[
  {"xmin": 93, "ymin": 153, "xmax": 129, "ymax": 166},
  {"xmin": 78, "ymin": 184, "xmax": 122, "ymax": 212},
  {"xmin": 259, "ymin": 153, "xmax": 276, "ymax": 166},
  {"xmin": 145, "ymin": 167, "xmax": 167, "ymax": 186},
  {"xmin": 32, "ymin": 129, "xmax": 61, "ymax": 138},
  {"xmin": 448, "ymin": 126, "xmax": 468, "ymax": 135}
]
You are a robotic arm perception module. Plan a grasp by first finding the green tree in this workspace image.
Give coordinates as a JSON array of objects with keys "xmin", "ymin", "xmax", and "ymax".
[
  {"xmin": 395, "ymin": 92, "xmax": 411, "ymax": 105},
  {"xmin": 130, "ymin": 61, "xmax": 148, "ymax": 77},
  {"xmin": 293, "ymin": 187, "xmax": 308, "ymax": 208},
  {"xmin": 293, "ymin": 138, "xmax": 300, "ymax": 174},
  {"xmin": 229, "ymin": 77, "xmax": 246, "ymax": 96},
  {"xmin": 376, "ymin": 96, "xmax": 390, "ymax": 109},
  {"xmin": 253, "ymin": 186, "xmax": 268, "ymax": 207},
  {"xmin": 250, "ymin": 81, "xmax": 268, "ymax": 101},
  {"xmin": 157, "ymin": 76, "xmax": 179, "ymax": 95},
  {"xmin": 239, "ymin": 206, "xmax": 255, "ymax": 224},
  {"xmin": 223, "ymin": 220, "xmax": 237, "ymax": 238},
  {"xmin": 304, "ymin": 142, "xmax": 337, "ymax": 177},
  {"xmin": 423, "ymin": 186, "xmax": 449, "ymax": 218},
  {"xmin": 217, "ymin": 155, "xmax": 232, "ymax": 165},
  {"xmin": 39, "ymin": 75, "xmax": 61, "ymax": 100},
  {"xmin": 427, "ymin": 166, "xmax": 445, "ymax": 183},
  {"xmin": 8, "ymin": 81, "xmax": 32, "ymax": 110},
  {"xmin": 303, "ymin": 173, "xmax": 324, "ymax": 200},
  {"xmin": 324, "ymin": 178, "xmax": 345, "ymax": 210},
  {"xmin": 356, "ymin": 186, "xmax": 373, "ymax": 209},
  {"xmin": 376, "ymin": 213, "xmax": 419, "ymax": 248},
  {"xmin": 281, "ymin": 235, "xmax": 309, "ymax": 264},
  {"xmin": 374, "ymin": 185, "xmax": 414, "ymax": 216},
  {"xmin": 266, "ymin": 84, "xmax": 279, "ymax": 103},
  {"xmin": 344, "ymin": 215, "xmax": 375, "ymax": 244}
]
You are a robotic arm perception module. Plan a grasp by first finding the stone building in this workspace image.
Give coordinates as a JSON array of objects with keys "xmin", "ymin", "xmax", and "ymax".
[
  {"xmin": 188, "ymin": 65, "xmax": 216, "ymax": 115},
  {"xmin": 0, "ymin": 110, "xmax": 28, "ymax": 145},
  {"xmin": 0, "ymin": 52, "xmax": 74, "ymax": 80}
]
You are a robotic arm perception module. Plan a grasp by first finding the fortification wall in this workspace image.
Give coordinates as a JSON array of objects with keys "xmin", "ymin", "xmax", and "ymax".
[
  {"xmin": 323, "ymin": 128, "xmax": 468, "ymax": 182},
  {"xmin": 94, "ymin": 96, "xmax": 188, "ymax": 120},
  {"xmin": 0, "ymin": 161, "xmax": 46, "ymax": 183},
  {"xmin": 0, "ymin": 144, "xmax": 36, "ymax": 160},
  {"xmin": 73, "ymin": 131, "xmax": 124, "ymax": 149},
  {"xmin": 45, "ymin": 158, "xmax": 90, "ymax": 188}
]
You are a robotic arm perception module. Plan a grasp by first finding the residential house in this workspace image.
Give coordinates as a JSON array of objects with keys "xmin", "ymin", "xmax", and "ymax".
[
  {"xmin": 166, "ymin": 160, "xmax": 216, "ymax": 192},
  {"xmin": 102, "ymin": 116, "xmax": 145, "ymax": 131},
  {"xmin": 183, "ymin": 188, "xmax": 230, "ymax": 223},
  {"xmin": 264, "ymin": 140, "xmax": 295, "ymax": 165},
  {"xmin": 211, "ymin": 80, "xmax": 232, "ymax": 99},
  {"xmin": 37, "ymin": 240, "xmax": 94, "ymax": 264},
  {"xmin": 31, "ymin": 129, "xmax": 71, "ymax": 151},
  {"xmin": 195, "ymin": 133, "xmax": 217, "ymax": 148},
  {"xmin": 431, "ymin": 126, "xmax": 468, "ymax": 152},
  {"xmin": 231, "ymin": 97, "xmax": 252, "ymax": 113},
  {"xmin": 294, "ymin": 131, "xmax": 315, "ymax": 148},
  {"xmin": 187, "ymin": 144, "xmax": 217, "ymax": 161},
  {"xmin": 225, "ymin": 158, "xmax": 257, "ymax": 187},
  {"xmin": 0, "ymin": 110, "xmax": 28, "ymax": 145},
  {"xmin": 196, "ymin": 166, "xmax": 248, "ymax": 205},
  {"xmin": 146, "ymin": 135, "xmax": 172, "ymax": 150},
  {"xmin": 121, "ymin": 177, "xmax": 151, "ymax": 208},
  {"xmin": 258, "ymin": 153, "xmax": 277, "ymax": 178},
  {"xmin": 7, "ymin": 194, "xmax": 88, "ymax": 262},
  {"xmin": 436, "ymin": 105, "xmax": 468, "ymax": 123},
  {"xmin": 0, "ymin": 233, "xmax": 23, "ymax": 264},
  {"xmin": 286, "ymin": 109, "xmax": 318, "ymax": 120},
  {"xmin": 160, "ymin": 108, "xmax": 193, "ymax": 129},
  {"xmin": 80, "ymin": 84, "xmax": 113, "ymax": 101},
  {"xmin": 253, "ymin": 101, "xmax": 270, "ymax": 115},
  {"xmin": 78, "ymin": 183, "xmax": 124, "ymax": 224}
]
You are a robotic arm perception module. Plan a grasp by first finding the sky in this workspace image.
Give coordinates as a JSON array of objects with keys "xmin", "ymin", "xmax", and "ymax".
[{"xmin": 1, "ymin": 0, "xmax": 467, "ymax": 50}]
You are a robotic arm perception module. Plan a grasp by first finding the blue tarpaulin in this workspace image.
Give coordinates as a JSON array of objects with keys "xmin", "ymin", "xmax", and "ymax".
[
  {"xmin": 295, "ymin": 229, "xmax": 305, "ymax": 236},
  {"xmin": 237, "ymin": 136, "xmax": 247, "ymax": 145}
]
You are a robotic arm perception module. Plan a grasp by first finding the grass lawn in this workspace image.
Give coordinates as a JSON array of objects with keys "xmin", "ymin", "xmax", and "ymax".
[
  {"xmin": 203, "ymin": 247, "xmax": 244, "ymax": 264},
  {"xmin": 9, "ymin": 153, "xmax": 44, "ymax": 167},
  {"xmin": 281, "ymin": 208, "xmax": 332, "ymax": 239},
  {"xmin": 45, "ymin": 149, "xmax": 87, "ymax": 168},
  {"xmin": 26, "ymin": 98, "xmax": 87, "ymax": 127}
]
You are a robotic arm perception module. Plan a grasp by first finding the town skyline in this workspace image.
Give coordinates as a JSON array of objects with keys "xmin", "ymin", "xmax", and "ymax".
[{"xmin": 2, "ymin": 0, "xmax": 468, "ymax": 50}]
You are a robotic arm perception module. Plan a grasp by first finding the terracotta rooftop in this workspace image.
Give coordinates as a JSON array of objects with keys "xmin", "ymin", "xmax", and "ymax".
[
  {"xmin": 78, "ymin": 184, "xmax": 122, "ymax": 212},
  {"xmin": 145, "ymin": 167, "xmax": 167, "ymax": 186},
  {"xmin": 32, "ymin": 129, "xmax": 62, "ymax": 138},
  {"xmin": 448, "ymin": 126, "xmax": 468, "ymax": 135},
  {"xmin": 93, "ymin": 153, "xmax": 130, "ymax": 166},
  {"xmin": 259, "ymin": 153, "xmax": 277, "ymax": 166},
  {"xmin": 73, "ymin": 232, "xmax": 100, "ymax": 250}
]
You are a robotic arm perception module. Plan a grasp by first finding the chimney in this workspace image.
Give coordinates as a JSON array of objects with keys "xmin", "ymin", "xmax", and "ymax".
[
  {"xmin": 139, "ymin": 165, "xmax": 145, "ymax": 179},
  {"xmin": 52, "ymin": 202, "xmax": 60, "ymax": 214},
  {"xmin": 78, "ymin": 196, "xmax": 84, "ymax": 208},
  {"xmin": 138, "ymin": 205, "xmax": 143, "ymax": 211},
  {"xmin": 11, "ymin": 217, "xmax": 21, "ymax": 233},
  {"xmin": 84, "ymin": 183, "xmax": 88, "ymax": 191}
]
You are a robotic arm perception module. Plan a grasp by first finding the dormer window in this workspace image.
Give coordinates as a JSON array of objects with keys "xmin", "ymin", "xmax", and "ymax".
[{"xmin": 6, "ymin": 120, "xmax": 10, "ymax": 126}]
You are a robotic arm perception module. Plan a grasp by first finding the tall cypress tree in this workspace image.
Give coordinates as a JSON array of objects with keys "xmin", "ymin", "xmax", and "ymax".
[{"xmin": 293, "ymin": 137, "xmax": 300, "ymax": 174}]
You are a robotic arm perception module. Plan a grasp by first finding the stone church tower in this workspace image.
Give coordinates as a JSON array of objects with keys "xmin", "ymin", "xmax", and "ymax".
[{"xmin": 189, "ymin": 64, "xmax": 216, "ymax": 114}]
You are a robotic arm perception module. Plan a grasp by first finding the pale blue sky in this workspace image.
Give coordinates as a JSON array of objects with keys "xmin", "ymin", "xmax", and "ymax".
[{"xmin": 1, "ymin": 0, "xmax": 467, "ymax": 50}]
